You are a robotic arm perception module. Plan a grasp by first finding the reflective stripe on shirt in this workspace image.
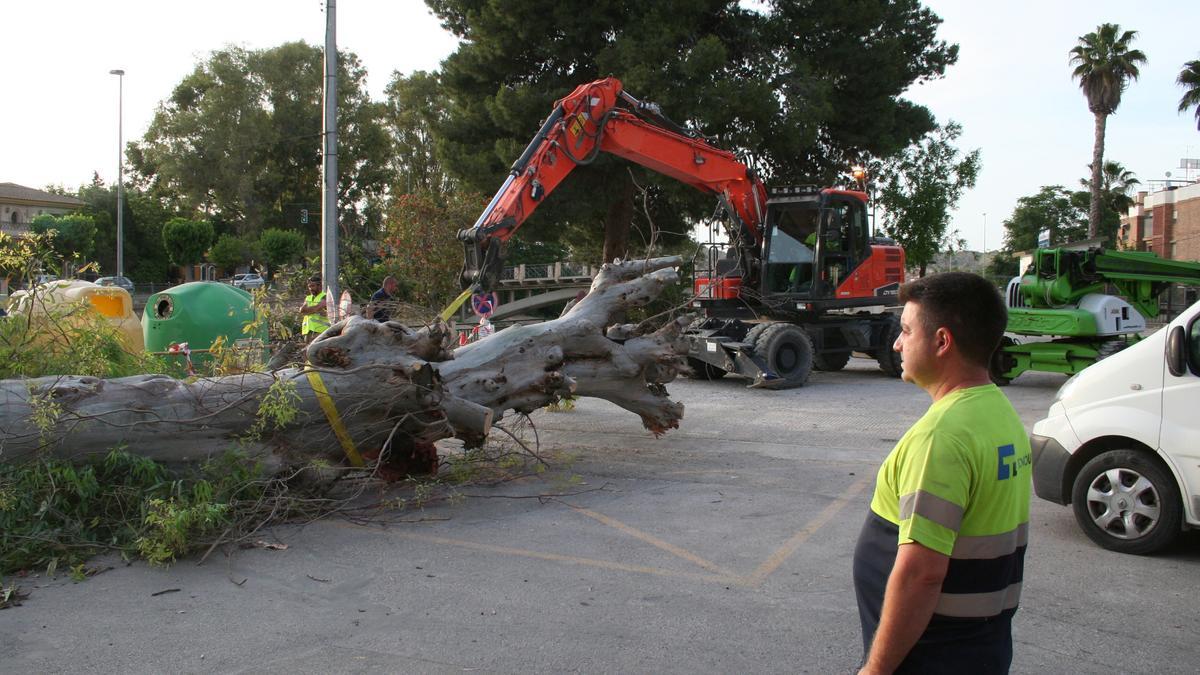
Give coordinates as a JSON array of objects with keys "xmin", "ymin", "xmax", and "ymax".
[
  {"xmin": 899, "ymin": 490, "xmax": 964, "ymax": 531},
  {"xmin": 935, "ymin": 582, "xmax": 1023, "ymax": 618},
  {"xmin": 951, "ymin": 523, "xmax": 1029, "ymax": 560}
]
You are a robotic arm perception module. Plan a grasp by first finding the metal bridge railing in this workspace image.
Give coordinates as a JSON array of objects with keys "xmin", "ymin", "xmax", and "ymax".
[{"xmin": 499, "ymin": 262, "xmax": 598, "ymax": 285}]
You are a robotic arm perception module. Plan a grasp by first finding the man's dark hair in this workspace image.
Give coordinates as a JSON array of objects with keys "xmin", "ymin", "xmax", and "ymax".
[
  {"xmin": 899, "ymin": 272, "xmax": 1007, "ymax": 367},
  {"xmin": 308, "ymin": 274, "xmax": 321, "ymax": 284}
]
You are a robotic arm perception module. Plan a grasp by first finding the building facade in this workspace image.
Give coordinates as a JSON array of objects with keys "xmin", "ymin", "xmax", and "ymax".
[
  {"xmin": 0, "ymin": 182, "xmax": 85, "ymax": 237},
  {"xmin": 1120, "ymin": 182, "xmax": 1200, "ymax": 262}
]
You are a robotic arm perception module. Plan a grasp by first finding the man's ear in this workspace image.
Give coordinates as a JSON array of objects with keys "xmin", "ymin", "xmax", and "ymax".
[{"xmin": 934, "ymin": 327, "xmax": 953, "ymax": 357}]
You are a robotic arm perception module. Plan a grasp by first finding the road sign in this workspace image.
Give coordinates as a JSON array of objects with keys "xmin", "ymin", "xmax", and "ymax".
[{"xmin": 471, "ymin": 292, "xmax": 499, "ymax": 317}]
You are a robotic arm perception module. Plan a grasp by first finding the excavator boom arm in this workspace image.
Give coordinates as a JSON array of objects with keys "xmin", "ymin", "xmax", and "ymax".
[{"xmin": 458, "ymin": 77, "xmax": 766, "ymax": 290}]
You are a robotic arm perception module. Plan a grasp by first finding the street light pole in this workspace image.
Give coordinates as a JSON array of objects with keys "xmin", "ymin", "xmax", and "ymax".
[
  {"xmin": 109, "ymin": 69, "xmax": 125, "ymax": 277},
  {"xmin": 320, "ymin": 0, "xmax": 339, "ymax": 319},
  {"xmin": 982, "ymin": 212, "xmax": 987, "ymax": 253}
]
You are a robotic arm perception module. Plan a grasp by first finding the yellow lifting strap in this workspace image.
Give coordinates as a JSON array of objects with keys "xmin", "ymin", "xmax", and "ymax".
[
  {"xmin": 438, "ymin": 287, "xmax": 475, "ymax": 323},
  {"xmin": 304, "ymin": 368, "xmax": 365, "ymax": 467}
]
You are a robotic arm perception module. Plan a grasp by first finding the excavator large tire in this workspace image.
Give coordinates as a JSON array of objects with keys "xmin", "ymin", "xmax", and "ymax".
[
  {"xmin": 742, "ymin": 322, "xmax": 771, "ymax": 348},
  {"xmin": 751, "ymin": 323, "xmax": 814, "ymax": 389},
  {"xmin": 873, "ymin": 313, "xmax": 903, "ymax": 378},
  {"xmin": 813, "ymin": 350, "xmax": 851, "ymax": 372}
]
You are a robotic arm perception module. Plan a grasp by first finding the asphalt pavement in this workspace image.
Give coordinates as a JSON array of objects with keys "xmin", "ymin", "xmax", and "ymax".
[{"xmin": 2, "ymin": 360, "xmax": 1198, "ymax": 674}]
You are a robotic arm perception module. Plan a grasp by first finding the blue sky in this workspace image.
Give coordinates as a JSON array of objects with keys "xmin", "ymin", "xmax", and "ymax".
[
  {"xmin": 910, "ymin": 0, "xmax": 1200, "ymax": 250},
  {"xmin": 4, "ymin": 1, "xmax": 1198, "ymax": 253}
]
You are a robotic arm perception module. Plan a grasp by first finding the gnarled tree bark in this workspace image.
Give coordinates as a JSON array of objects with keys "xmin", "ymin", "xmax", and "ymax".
[{"xmin": 0, "ymin": 257, "xmax": 689, "ymax": 475}]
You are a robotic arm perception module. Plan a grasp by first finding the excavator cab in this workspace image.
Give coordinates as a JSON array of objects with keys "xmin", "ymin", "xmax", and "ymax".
[
  {"xmin": 686, "ymin": 185, "xmax": 903, "ymax": 389},
  {"xmin": 761, "ymin": 188, "xmax": 871, "ymax": 302}
]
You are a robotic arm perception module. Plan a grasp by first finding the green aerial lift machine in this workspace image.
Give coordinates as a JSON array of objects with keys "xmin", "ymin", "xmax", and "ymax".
[{"xmin": 991, "ymin": 247, "xmax": 1200, "ymax": 384}]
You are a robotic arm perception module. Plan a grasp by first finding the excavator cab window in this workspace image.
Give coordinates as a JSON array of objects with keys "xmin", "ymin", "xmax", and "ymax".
[
  {"xmin": 817, "ymin": 196, "xmax": 869, "ymax": 295},
  {"xmin": 763, "ymin": 203, "xmax": 820, "ymax": 294}
]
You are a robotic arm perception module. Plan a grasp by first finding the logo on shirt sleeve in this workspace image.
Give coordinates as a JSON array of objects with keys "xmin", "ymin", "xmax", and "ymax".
[
  {"xmin": 997, "ymin": 443, "xmax": 1032, "ymax": 480},
  {"xmin": 997, "ymin": 444, "xmax": 1016, "ymax": 480}
]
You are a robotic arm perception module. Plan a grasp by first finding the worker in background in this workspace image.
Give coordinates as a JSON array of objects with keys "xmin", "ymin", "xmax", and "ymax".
[
  {"xmin": 366, "ymin": 276, "xmax": 399, "ymax": 323},
  {"xmin": 299, "ymin": 275, "xmax": 331, "ymax": 341},
  {"xmin": 853, "ymin": 272, "xmax": 1030, "ymax": 674}
]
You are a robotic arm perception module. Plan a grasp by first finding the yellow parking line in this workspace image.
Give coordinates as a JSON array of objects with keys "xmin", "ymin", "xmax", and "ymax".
[
  {"xmin": 566, "ymin": 505, "xmax": 738, "ymax": 578},
  {"xmin": 743, "ymin": 475, "xmax": 871, "ymax": 588},
  {"xmin": 340, "ymin": 525, "xmax": 738, "ymax": 586},
  {"xmin": 335, "ymin": 473, "xmax": 869, "ymax": 588}
]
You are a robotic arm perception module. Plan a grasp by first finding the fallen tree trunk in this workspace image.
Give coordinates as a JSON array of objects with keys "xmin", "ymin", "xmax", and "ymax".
[{"xmin": 0, "ymin": 257, "xmax": 689, "ymax": 474}]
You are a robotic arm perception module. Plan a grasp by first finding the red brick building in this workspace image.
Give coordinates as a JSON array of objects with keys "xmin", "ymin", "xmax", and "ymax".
[{"xmin": 1120, "ymin": 182, "xmax": 1200, "ymax": 261}]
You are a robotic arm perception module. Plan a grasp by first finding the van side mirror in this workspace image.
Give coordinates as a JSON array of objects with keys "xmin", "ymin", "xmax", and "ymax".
[
  {"xmin": 1190, "ymin": 318, "xmax": 1200, "ymax": 376},
  {"xmin": 1167, "ymin": 326, "xmax": 1187, "ymax": 377}
]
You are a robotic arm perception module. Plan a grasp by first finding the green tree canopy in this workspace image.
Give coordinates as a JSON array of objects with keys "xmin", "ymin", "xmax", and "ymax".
[
  {"xmin": 128, "ymin": 42, "xmax": 393, "ymax": 240},
  {"xmin": 426, "ymin": 0, "xmax": 957, "ymax": 262},
  {"xmin": 1069, "ymin": 23, "xmax": 1147, "ymax": 238},
  {"xmin": 876, "ymin": 122, "xmax": 980, "ymax": 276},
  {"xmin": 123, "ymin": 192, "xmax": 176, "ymax": 283},
  {"xmin": 161, "ymin": 217, "xmax": 214, "ymax": 268},
  {"xmin": 29, "ymin": 213, "xmax": 97, "ymax": 263},
  {"xmin": 74, "ymin": 173, "xmax": 175, "ymax": 281},
  {"xmin": 257, "ymin": 228, "xmax": 306, "ymax": 271},
  {"xmin": 1001, "ymin": 186, "xmax": 1087, "ymax": 254},
  {"xmin": 379, "ymin": 188, "xmax": 485, "ymax": 309},
  {"xmin": 1178, "ymin": 57, "xmax": 1200, "ymax": 130},
  {"xmin": 208, "ymin": 233, "xmax": 260, "ymax": 273},
  {"xmin": 989, "ymin": 186, "xmax": 1088, "ymax": 278},
  {"xmin": 384, "ymin": 71, "xmax": 453, "ymax": 196}
]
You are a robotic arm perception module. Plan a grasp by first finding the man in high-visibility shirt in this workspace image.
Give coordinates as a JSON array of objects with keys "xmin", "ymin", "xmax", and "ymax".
[
  {"xmin": 853, "ymin": 272, "xmax": 1031, "ymax": 674},
  {"xmin": 299, "ymin": 275, "xmax": 331, "ymax": 341}
]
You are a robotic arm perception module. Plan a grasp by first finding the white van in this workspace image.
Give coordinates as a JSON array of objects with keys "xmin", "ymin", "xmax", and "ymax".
[{"xmin": 1031, "ymin": 299, "xmax": 1200, "ymax": 554}]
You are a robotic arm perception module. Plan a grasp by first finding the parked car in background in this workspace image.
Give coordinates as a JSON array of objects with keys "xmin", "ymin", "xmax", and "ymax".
[
  {"xmin": 95, "ymin": 276, "xmax": 135, "ymax": 293},
  {"xmin": 1031, "ymin": 298, "xmax": 1200, "ymax": 554},
  {"xmin": 231, "ymin": 273, "xmax": 265, "ymax": 290}
]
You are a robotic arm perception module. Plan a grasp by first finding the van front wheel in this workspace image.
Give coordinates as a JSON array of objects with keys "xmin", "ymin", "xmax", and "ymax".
[{"xmin": 1071, "ymin": 449, "xmax": 1182, "ymax": 555}]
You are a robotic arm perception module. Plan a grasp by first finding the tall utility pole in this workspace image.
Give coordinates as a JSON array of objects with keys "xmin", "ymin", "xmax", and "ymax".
[
  {"xmin": 982, "ymin": 212, "xmax": 987, "ymax": 253},
  {"xmin": 321, "ymin": 0, "xmax": 340, "ymax": 318},
  {"xmin": 110, "ymin": 69, "xmax": 125, "ymax": 277}
]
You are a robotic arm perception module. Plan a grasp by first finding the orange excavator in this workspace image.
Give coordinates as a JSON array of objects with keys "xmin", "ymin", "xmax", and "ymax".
[{"xmin": 457, "ymin": 78, "xmax": 907, "ymax": 388}]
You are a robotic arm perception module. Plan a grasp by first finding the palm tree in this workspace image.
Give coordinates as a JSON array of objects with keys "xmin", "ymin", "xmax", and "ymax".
[
  {"xmin": 1080, "ymin": 160, "xmax": 1141, "ymax": 212},
  {"xmin": 1069, "ymin": 23, "xmax": 1148, "ymax": 239},
  {"xmin": 1179, "ymin": 58, "xmax": 1200, "ymax": 130},
  {"xmin": 1079, "ymin": 161, "xmax": 1140, "ymax": 244}
]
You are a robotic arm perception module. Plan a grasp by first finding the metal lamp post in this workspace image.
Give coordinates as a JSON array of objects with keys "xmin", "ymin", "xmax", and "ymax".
[
  {"xmin": 110, "ymin": 68, "xmax": 125, "ymax": 277},
  {"xmin": 321, "ymin": 0, "xmax": 340, "ymax": 320}
]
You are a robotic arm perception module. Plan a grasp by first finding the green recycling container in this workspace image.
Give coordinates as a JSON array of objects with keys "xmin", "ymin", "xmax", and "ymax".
[{"xmin": 142, "ymin": 281, "xmax": 267, "ymax": 374}]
